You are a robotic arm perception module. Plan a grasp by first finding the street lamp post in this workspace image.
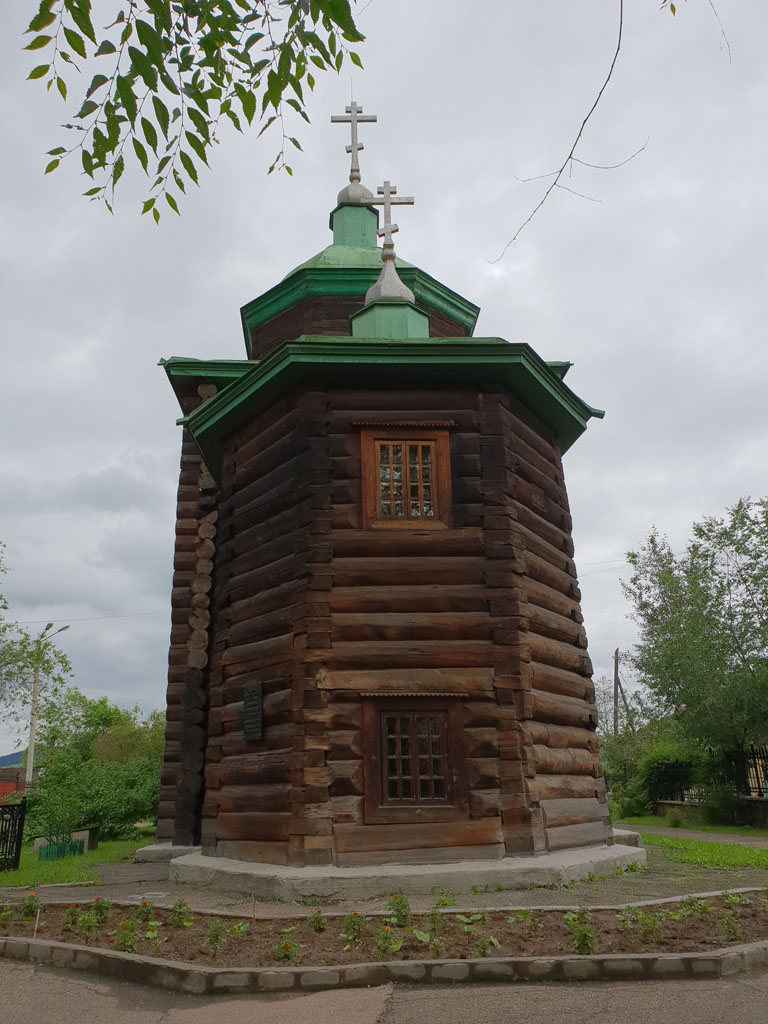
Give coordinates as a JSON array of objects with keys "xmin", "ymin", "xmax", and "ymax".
[{"xmin": 25, "ymin": 622, "xmax": 69, "ymax": 787}]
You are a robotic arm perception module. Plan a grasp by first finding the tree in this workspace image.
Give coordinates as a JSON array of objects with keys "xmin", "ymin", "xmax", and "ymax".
[
  {"xmin": 0, "ymin": 543, "xmax": 71, "ymax": 739},
  {"xmin": 23, "ymin": 0, "xmax": 364, "ymax": 219},
  {"xmin": 622, "ymin": 498, "xmax": 768, "ymax": 751},
  {"xmin": 27, "ymin": 686, "xmax": 165, "ymax": 840}
]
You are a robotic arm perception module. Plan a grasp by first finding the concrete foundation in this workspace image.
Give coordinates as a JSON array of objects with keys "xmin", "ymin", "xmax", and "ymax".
[
  {"xmin": 168, "ymin": 841, "xmax": 645, "ymax": 901},
  {"xmin": 136, "ymin": 843, "xmax": 200, "ymax": 864}
]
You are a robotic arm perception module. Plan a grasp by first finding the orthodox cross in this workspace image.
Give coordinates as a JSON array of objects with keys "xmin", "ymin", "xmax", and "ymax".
[
  {"xmin": 331, "ymin": 101, "xmax": 377, "ymax": 185},
  {"xmin": 370, "ymin": 180, "xmax": 414, "ymax": 252}
]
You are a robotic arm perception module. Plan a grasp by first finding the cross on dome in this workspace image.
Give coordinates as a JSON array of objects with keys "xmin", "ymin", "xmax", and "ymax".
[
  {"xmin": 365, "ymin": 179, "xmax": 416, "ymax": 305},
  {"xmin": 331, "ymin": 101, "xmax": 377, "ymax": 203}
]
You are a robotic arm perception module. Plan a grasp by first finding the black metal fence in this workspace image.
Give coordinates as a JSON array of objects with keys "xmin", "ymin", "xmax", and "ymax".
[
  {"xmin": 0, "ymin": 797, "xmax": 26, "ymax": 872},
  {"xmin": 645, "ymin": 746, "xmax": 768, "ymax": 802},
  {"xmin": 718, "ymin": 746, "xmax": 768, "ymax": 798}
]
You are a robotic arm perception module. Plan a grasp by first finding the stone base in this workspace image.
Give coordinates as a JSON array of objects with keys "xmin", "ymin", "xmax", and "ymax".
[
  {"xmin": 169, "ymin": 843, "xmax": 646, "ymax": 901},
  {"xmin": 612, "ymin": 829, "xmax": 642, "ymax": 848},
  {"xmin": 136, "ymin": 843, "xmax": 201, "ymax": 864}
]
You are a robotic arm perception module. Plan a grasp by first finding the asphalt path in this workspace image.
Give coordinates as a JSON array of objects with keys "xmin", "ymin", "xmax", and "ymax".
[{"xmin": 5, "ymin": 959, "xmax": 768, "ymax": 1024}]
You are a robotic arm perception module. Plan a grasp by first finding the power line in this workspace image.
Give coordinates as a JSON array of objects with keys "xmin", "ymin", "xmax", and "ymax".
[{"xmin": 16, "ymin": 610, "xmax": 165, "ymax": 625}]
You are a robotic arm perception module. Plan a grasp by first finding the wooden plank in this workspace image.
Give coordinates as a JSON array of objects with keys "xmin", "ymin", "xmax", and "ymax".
[
  {"xmin": 540, "ymin": 797, "xmax": 604, "ymax": 828},
  {"xmin": 328, "ymin": 585, "xmax": 489, "ymax": 614},
  {"xmin": 331, "ymin": 557, "xmax": 487, "ymax": 588},
  {"xmin": 546, "ymin": 819, "xmax": 610, "ymax": 851},
  {"xmin": 315, "ymin": 667, "xmax": 494, "ymax": 691},
  {"xmin": 330, "ymin": 612, "xmax": 492, "ymax": 643},
  {"xmin": 308, "ymin": 641, "xmax": 494, "ymax": 670},
  {"xmin": 530, "ymin": 661, "xmax": 592, "ymax": 700},
  {"xmin": 531, "ymin": 688, "xmax": 595, "ymax": 729},
  {"xmin": 533, "ymin": 745, "xmax": 596, "ymax": 776},
  {"xmin": 333, "ymin": 818, "xmax": 502, "ymax": 853},
  {"xmin": 215, "ymin": 811, "xmax": 291, "ymax": 841},
  {"xmin": 532, "ymin": 774, "xmax": 601, "ymax": 801},
  {"xmin": 331, "ymin": 529, "xmax": 483, "ymax": 558}
]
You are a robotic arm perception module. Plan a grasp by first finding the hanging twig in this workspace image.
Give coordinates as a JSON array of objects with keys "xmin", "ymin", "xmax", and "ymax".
[{"xmin": 490, "ymin": 0, "xmax": 625, "ymax": 263}]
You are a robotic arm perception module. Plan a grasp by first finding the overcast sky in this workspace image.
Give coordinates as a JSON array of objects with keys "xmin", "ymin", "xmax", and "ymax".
[{"xmin": 1, "ymin": 1, "xmax": 765, "ymax": 755}]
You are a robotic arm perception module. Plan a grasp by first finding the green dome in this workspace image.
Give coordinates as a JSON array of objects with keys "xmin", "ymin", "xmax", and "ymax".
[{"xmin": 284, "ymin": 242, "xmax": 412, "ymax": 279}]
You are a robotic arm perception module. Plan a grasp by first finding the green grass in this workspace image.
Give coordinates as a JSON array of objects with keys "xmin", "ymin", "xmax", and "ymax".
[
  {"xmin": 0, "ymin": 835, "xmax": 150, "ymax": 889},
  {"xmin": 621, "ymin": 814, "xmax": 768, "ymax": 838},
  {"xmin": 640, "ymin": 832, "xmax": 768, "ymax": 870}
]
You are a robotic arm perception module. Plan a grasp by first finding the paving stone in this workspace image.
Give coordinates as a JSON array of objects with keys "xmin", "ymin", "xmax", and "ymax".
[
  {"xmin": 562, "ymin": 958, "xmax": 601, "ymax": 981},
  {"xmin": 4, "ymin": 939, "xmax": 29, "ymax": 960},
  {"xmin": 651, "ymin": 956, "xmax": 687, "ymax": 978},
  {"xmin": 299, "ymin": 968, "xmax": 341, "ymax": 989},
  {"xmin": 344, "ymin": 964, "xmax": 389, "ymax": 986},
  {"xmin": 602, "ymin": 958, "xmax": 647, "ymax": 980},
  {"xmin": 690, "ymin": 957, "xmax": 720, "ymax": 977},
  {"xmin": 471, "ymin": 959, "xmax": 516, "ymax": 981},
  {"xmin": 743, "ymin": 944, "xmax": 768, "ymax": 968},
  {"xmin": 212, "ymin": 970, "xmax": 253, "ymax": 990},
  {"xmin": 719, "ymin": 952, "xmax": 745, "ymax": 977},
  {"xmin": 385, "ymin": 962, "xmax": 427, "ymax": 982},
  {"xmin": 431, "ymin": 962, "xmax": 470, "ymax": 982},
  {"xmin": 74, "ymin": 949, "xmax": 103, "ymax": 971},
  {"xmin": 515, "ymin": 959, "xmax": 558, "ymax": 981},
  {"xmin": 51, "ymin": 947, "xmax": 75, "ymax": 967},
  {"xmin": 26, "ymin": 940, "xmax": 52, "ymax": 964},
  {"xmin": 258, "ymin": 970, "xmax": 297, "ymax": 990},
  {"xmin": 179, "ymin": 970, "xmax": 210, "ymax": 994}
]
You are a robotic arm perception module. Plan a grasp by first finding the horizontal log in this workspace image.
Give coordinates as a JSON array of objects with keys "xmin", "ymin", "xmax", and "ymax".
[
  {"xmin": 328, "ymin": 585, "xmax": 489, "ymax": 614},
  {"xmin": 533, "ymin": 744, "xmax": 596, "ymax": 776},
  {"xmin": 330, "ymin": 612, "xmax": 492, "ymax": 643},
  {"xmin": 525, "ymin": 551, "xmax": 577, "ymax": 597},
  {"xmin": 331, "ymin": 529, "xmax": 484, "ymax": 559},
  {"xmin": 307, "ymin": 641, "xmax": 494, "ymax": 671},
  {"xmin": 466, "ymin": 757, "xmax": 499, "ymax": 789},
  {"xmin": 221, "ymin": 633, "xmax": 294, "ymax": 667},
  {"xmin": 328, "ymin": 759, "xmax": 363, "ymax": 796},
  {"xmin": 528, "ymin": 634, "xmax": 589, "ymax": 675},
  {"xmin": 333, "ymin": 818, "xmax": 501, "ymax": 853},
  {"xmin": 214, "ymin": 811, "xmax": 291, "ymax": 841},
  {"xmin": 545, "ymin": 819, "xmax": 610, "ymax": 851},
  {"xmin": 464, "ymin": 727, "xmax": 500, "ymax": 758},
  {"xmin": 469, "ymin": 789, "xmax": 503, "ymax": 817},
  {"xmin": 214, "ymin": 840, "xmax": 290, "ymax": 865},
  {"xmin": 331, "ymin": 557, "xmax": 486, "ymax": 588},
  {"xmin": 525, "ymin": 720, "xmax": 596, "ymax": 751},
  {"xmin": 326, "ymin": 729, "xmax": 364, "ymax": 760},
  {"xmin": 531, "ymin": 773, "xmax": 601, "ymax": 801},
  {"xmin": 212, "ymin": 784, "xmax": 291, "ymax": 814},
  {"xmin": 329, "ymin": 795, "xmax": 364, "ymax": 825},
  {"xmin": 301, "ymin": 703, "xmax": 362, "ymax": 730},
  {"xmin": 228, "ymin": 580, "xmax": 305, "ymax": 626},
  {"xmin": 540, "ymin": 797, "xmax": 605, "ymax": 829},
  {"xmin": 207, "ymin": 753, "xmax": 293, "ymax": 787},
  {"xmin": 531, "ymin": 688, "xmax": 595, "ymax": 729},
  {"xmin": 530, "ymin": 661, "xmax": 592, "ymax": 700}
]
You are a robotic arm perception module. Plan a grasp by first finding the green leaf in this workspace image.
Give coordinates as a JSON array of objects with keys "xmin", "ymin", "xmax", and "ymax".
[
  {"xmin": 67, "ymin": 1, "xmax": 96, "ymax": 43},
  {"xmin": 81, "ymin": 148, "xmax": 94, "ymax": 176},
  {"xmin": 86, "ymin": 74, "xmax": 109, "ymax": 98},
  {"xmin": 179, "ymin": 150, "xmax": 199, "ymax": 185},
  {"xmin": 141, "ymin": 117, "xmax": 158, "ymax": 153},
  {"xmin": 75, "ymin": 99, "xmax": 99, "ymax": 119},
  {"xmin": 289, "ymin": 136, "xmax": 302, "ymax": 151},
  {"xmin": 95, "ymin": 39, "xmax": 117, "ymax": 56},
  {"xmin": 165, "ymin": 192, "xmax": 180, "ymax": 215},
  {"xmin": 116, "ymin": 75, "xmax": 137, "ymax": 124},
  {"xmin": 187, "ymin": 108, "xmax": 209, "ymax": 141},
  {"xmin": 129, "ymin": 46, "xmax": 158, "ymax": 89},
  {"xmin": 185, "ymin": 131, "xmax": 208, "ymax": 165},
  {"xmin": 258, "ymin": 114, "xmax": 276, "ymax": 138},
  {"xmin": 63, "ymin": 27, "xmax": 87, "ymax": 58},
  {"xmin": 350, "ymin": 50, "xmax": 363, "ymax": 69},
  {"xmin": 83, "ymin": 186, "xmax": 101, "ymax": 196},
  {"xmin": 326, "ymin": 0, "xmax": 361, "ymax": 36},
  {"xmin": 173, "ymin": 169, "xmax": 186, "ymax": 194},
  {"xmin": 57, "ymin": 76, "xmax": 67, "ymax": 100},
  {"xmin": 47, "ymin": 146, "xmax": 66, "ymax": 155},
  {"xmin": 113, "ymin": 153, "xmax": 125, "ymax": 186},
  {"xmin": 244, "ymin": 31, "xmax": 264, "ymax": 50},
  {"xmin": 142, "ymin": 197, "xmax": 155, "ymax": 213},
  {"xmin": 26, "ymin": 8, "xmax": 57, "ymax": 34},
  {"xmin": 136, "ymin": 19, "xmax": 164, "ymax": 65},
  {"xmin": 152, "ymin": 206, "xmax": 160, "ymax": 224},
  {"xmin": 224, "ymin": 108, "xmax": 242, "ymax": 132},
  {"xmin": 152, "ymin": 96, "xmax": 170, "ymax": 138},
  {"xmin": 241, "ymin": 89, "xmax": 256, "ymax": 124},
  {"xmin": 132, "ymin": 137, "xmax": 149, "ymax": 172},
  {"xmin": 44, "ymin": 158, "xmax": 60, "ymax": 174},
  {"xmin": 24, "ymin": 35, "xmax": 53, "ymax": 51},
  {"xmin": 310, "ymin": 54, "xmax": 325, "ymax": 69}
]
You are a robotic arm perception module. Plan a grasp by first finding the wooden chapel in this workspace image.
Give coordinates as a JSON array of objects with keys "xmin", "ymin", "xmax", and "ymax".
[{"xmin": 156, "ymin": 103, "xmax": 613, "ymax": 868}]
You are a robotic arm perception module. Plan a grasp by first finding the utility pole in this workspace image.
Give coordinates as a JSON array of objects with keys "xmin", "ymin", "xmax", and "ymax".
[
  {"xmin": 25, "ymin": 622, "xmax": 69, "ymax": 787},
  {"xmin": 613, "ymin": 646, "xmax": 620, "ymax": 736}
]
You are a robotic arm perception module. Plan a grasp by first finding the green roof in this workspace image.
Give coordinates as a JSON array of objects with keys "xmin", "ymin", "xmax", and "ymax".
[
  {"xmin": 174, "ymin": 337, "xmax": 604, "ymax": 479},
  {"xmin": 284, "ymin": 243, "xmax": 413, "ymax": 277}
]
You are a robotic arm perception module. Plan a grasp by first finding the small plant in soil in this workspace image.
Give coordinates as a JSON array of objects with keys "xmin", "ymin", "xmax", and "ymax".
[
  {"xmin": 170, "ymin": 899, "xmax": 194, "ymax": 927},
  {"xmin": 429, "ymin": 937, "xmax": 445, "ymax": 958},
  {"xmin": 20, "ymin": 892, "xmax": 41, "ymax": 922},
  {"xmin": 63, "ymin": 905, "xmax": 80, "ymax": 931},
  {"xmin": 340, "ymin": 911, "xmax": 366, "ymax": 947},
  {"xmin": 411, "ymin": 927, "xmax": 430, "ymax": 945},
  {"xmin": 509, "ymin": 909, "xmax": 543, "ymax": 941},
  {"xmin": 307, "ymin": 908, "xmax": 328, "ymax": 933},
  {"xmin": 145, "ymin": 920, "xmax": 162, "ymax": 940},
  {"xmin": 273, "ymin": 938, "xmax": 300, "ymax": 965},
  {"xmin": 719, "ymin": 912, "xmax": 742, "ymax": 941},
  {"xmin": 136, "ymin": 899, "xmax": 155, "ymax": 922},
  {"xmin": 427, "ymin": 908, "xmax": 445, "ymax": 936},
  {"xmin": 373, "ymin": 924, "xmax": 403, "ymax": 957},
  {"xmin": 430, "ymin": 887, "xmax": 457, "ymax": 908},
  {"xmin": 678, "ymin": 896, "xmax": 713, "ymax": 918},
  {"xmin": 203, "ymin": 919, "xmax": 227, "ymax": 957},
  {"xmin": 564, "ymin": 906, "xmax": 596, "ymax": 955},
  {"xmin": 474, "ymin": 934, "xmax": 501, "ymax": 958},
  {"xmin": 228, "ymin": 919, "xmax": 249, "ymax": 938},
  {"xmin": 114, "ymin": 918, "xmax": 137, "ymax": 953},
  {"xmin": 75, "ymin": 911, "xmax": 99, "ymax": 943},
  {"xmin": 457, "ymin": 912, "xmax": 487, "ymax": 934},
  {"xmin": 1, "ymin": 903, "xmax": 13, "ymax": 925},
  {"xmin": 724, "ymin": 893, "xmax": 751, "ymax": 906},
  {"xmin": 91, "ymin": 897, "xmax": 112, "ymax": 923},
  {"xmin": 387, "ymin": 893, "xmax": 412, "ymax": 928}
]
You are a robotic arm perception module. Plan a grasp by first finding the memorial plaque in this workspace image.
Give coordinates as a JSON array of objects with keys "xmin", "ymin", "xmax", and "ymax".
[{"xmin": 242, "ymin": 682, "xmax": 263, "ymax": 742}]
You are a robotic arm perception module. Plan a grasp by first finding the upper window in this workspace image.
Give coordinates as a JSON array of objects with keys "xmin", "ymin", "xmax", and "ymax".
[{"xmin": 361, "ymin": 428, "xmax": 451, "ymax": 528}]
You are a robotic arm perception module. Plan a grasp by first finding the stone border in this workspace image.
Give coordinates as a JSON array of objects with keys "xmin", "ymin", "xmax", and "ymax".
[{"xmin": 1, "ymin": 933, "xmax": 767, "ymax": 993}]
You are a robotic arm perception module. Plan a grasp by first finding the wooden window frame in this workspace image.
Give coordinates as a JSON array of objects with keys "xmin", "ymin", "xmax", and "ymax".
[
  {"xmin": 360, "ymin": 427, "xmax": 451, "ymax": 529},
  {"xmin": 362, "ymin": 698, "xmax": 468, "ymax": 825}
]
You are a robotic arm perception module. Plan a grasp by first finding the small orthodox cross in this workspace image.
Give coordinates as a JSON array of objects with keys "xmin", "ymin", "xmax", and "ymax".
[
  {"xmin": 331, "ymin": 101, "xmax": 377, "ymax": 184},
  {"xmin": 370, "ymin": 180, "xmax": 414, "ymax": 252}
]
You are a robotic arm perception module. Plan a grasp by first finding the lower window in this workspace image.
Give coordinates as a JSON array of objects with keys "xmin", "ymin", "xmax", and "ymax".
[{"xmin": 362, "ymin": 699, "xmax": 467, "ymax": 824}]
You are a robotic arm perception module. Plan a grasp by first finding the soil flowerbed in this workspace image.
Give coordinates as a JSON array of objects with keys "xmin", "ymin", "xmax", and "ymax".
[{"xmin": 2, "ymin": 891, "xmax": 768, "ymax": 969}]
